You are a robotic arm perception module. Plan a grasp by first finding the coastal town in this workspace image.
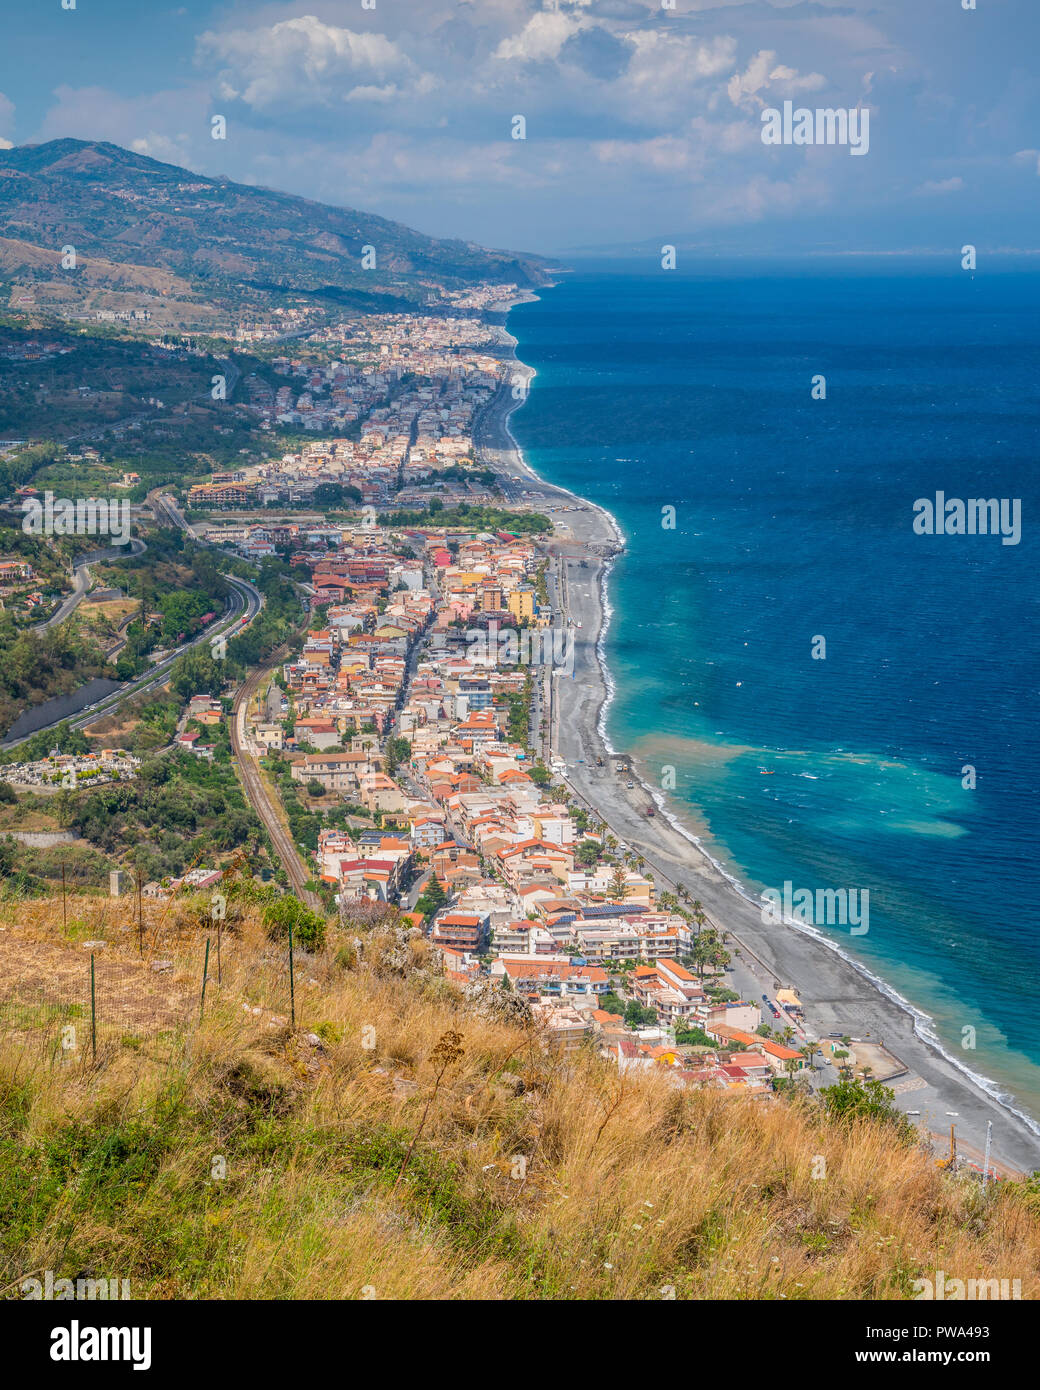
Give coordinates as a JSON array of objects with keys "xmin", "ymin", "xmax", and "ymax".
[
  {"xmin": 0, "ymin": 37, "xmax": 1035, "ymax": 1321},
  {"xmin": 220, "ymin": 513, "xmax": 917, "ymax": 1105},
  {"xmin": 12, "ymin": 511, "xmax": 830, "ymax": 1091},
  {"xmin": 0, "ymin": 0, "xmax": 1036, "ymax": 1325},
  {"xmin": 187, "ymin": 294, "xmax": 515, "ymax": 516},
  {"xmin": 56, "ymin": 291, "xmax": 799, "ymax": 1090},
  {"xmin": 144, "ymin": 296, "xmax": 933, "ymax": 1125},
  {"xmin": 0, "ymin": 276, "xmax": 1029, "ymax": 1181}
]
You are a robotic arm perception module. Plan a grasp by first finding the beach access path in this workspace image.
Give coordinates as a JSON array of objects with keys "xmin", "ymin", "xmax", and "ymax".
[{"xmin": 475, "ymin": 340, "xmax": 1040, "ymax": 1179}]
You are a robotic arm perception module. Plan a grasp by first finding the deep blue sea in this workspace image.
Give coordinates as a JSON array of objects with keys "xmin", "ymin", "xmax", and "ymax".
[{"xmin": 509, "ymin": 261, "xmax": 1040, "ymax": 1120}]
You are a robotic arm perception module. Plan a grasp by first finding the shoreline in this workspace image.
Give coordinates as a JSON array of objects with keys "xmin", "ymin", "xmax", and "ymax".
[{"xmin": 476, "ymin": 286, "xmax": 1040, "ymax": 1178}]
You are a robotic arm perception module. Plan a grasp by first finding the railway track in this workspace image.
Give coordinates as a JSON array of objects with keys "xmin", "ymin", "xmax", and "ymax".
[
  {"xmin": 231, "ymin": 649, "xmax": 322, "ymax": 912},
  {"xmin": 144, "ymin": 484, "xmax": 321, "ymax": 912}
]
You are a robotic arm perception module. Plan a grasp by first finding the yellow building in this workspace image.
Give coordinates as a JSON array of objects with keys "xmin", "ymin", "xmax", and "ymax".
[{"xmin": 507, "ymin": 587, "xmax": 535, "ymax": 622}]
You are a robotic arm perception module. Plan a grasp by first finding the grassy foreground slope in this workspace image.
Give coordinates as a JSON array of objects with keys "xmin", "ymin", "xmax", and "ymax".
[{"xmin": 1, "ymin": 894, "xmax": 1038, "ymax": 1302}]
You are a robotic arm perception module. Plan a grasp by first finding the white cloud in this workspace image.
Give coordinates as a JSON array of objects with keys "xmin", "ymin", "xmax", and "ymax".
[
  {"xmin": 197, "ymin": 16, "xmax": 420, "ymax": 109},
  {"xmin": 36, "ymin": 84, "xmax": 207, "ymax": 166},
  {"xmin": 130, "ymin": 133, "xmax": 194, "ymax": 165},
  {"xmin": 701, "ymin": 168, "xmax": 830, "ymax": 224},
  {"xmin": 917, "ymin": 176, "xmax": 963, "ymax": 194},
  {"xmin": 727, "ymin": 50, "xmax": 827, "ymax": 111},
  {"xmin": 593, "ymin": 135, "xmax": 701, "ymax": 175},
  {"xmin": 18, "ymin": 0, "xmax": 1027, "ymax": 251},
  {"xmin": 493, "ymin": 11, "xmax": 581, "ymax": 64},
  {"xmin": 627, "ymin": 31, "xmax": 736, "ymax": 87}
]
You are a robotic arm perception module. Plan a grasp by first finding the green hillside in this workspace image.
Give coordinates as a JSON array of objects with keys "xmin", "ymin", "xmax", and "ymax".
[{"xmin": 0, "ymin": 139, "xmax": 550, "ymax": 322}]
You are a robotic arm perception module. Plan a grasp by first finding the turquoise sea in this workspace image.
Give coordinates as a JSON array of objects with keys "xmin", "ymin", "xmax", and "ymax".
[{"xmin": 508, "ymin": 261, "xmax": 1040, "ymax": 1124}]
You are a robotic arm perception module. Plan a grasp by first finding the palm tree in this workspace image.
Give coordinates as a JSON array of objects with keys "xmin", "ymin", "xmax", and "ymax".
[
  {"xmin": 691, "ymin": 935, "xmax": 718, "ymax": 982},
  {"xmin": 708, "ymin": 942, "xmax": 730, "ymax": 977}
]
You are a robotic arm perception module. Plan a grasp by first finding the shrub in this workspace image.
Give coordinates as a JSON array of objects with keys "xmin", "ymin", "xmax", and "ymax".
[
  {"xmin": 261, "ymin": 895, "xmax": 327, "ymax": 952},
  {"xmin": 819, "ymin": 1077, "xmax": 915, "ymax": 1143}
]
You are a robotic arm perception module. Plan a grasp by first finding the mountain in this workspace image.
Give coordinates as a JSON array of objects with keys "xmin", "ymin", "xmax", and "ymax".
[{"xmin": 0, "ymin": 139, "xmax": 552, "ymax": 326}]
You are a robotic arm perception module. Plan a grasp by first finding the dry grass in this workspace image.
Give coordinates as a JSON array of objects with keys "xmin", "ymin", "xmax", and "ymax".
[{"xmin": 1, "ymin": 893, "xmax": 1038, "ymax": 1301}]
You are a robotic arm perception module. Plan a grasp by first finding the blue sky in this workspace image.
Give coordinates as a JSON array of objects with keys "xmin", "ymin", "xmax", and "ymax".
[{"xmin": 2, "ymin": 0, "xmax": 1038, "ymax": 257}]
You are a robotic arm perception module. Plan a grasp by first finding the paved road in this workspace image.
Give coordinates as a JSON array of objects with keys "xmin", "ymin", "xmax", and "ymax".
[
  {"xmin": 231, "ymin": 652, "xmax": 322, "ymax": 911},
  {"xmin": 3, "ymin": 574, "xmax": 261, "ymax": 749},
  {"xmin": 33, "ymin": 537, "xmax": 148, "ymax": 633},
  {"xmin": 148, "ymin": 487, "xmax": 198, "ymax": 540}
]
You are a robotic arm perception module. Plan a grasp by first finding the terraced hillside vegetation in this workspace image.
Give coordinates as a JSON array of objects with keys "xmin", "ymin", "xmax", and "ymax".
[{"xmin": 0, "ymin": 140, "xmax": 551, "ymax": 326}]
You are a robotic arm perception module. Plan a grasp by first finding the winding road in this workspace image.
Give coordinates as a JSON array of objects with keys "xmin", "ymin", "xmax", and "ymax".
[
  {"xmin": 32, "ymin": 536, "xmax": 148, "ymax": 633},
  {"xmin": 3, "ymin": 573, "xmax": 262, "ymax": 749}
]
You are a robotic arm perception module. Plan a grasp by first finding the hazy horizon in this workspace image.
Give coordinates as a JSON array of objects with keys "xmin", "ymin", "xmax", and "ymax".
[{"xmin": 2, "ymin": 0, "xmax": 1038, "ymax": 259}]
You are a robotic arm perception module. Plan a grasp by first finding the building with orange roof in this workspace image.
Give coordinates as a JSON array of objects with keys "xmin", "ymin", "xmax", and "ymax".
[
  {"xmin": 591, "ymin": 1008, "xmax": 625, "ymax": 1027},
  {"xmin": 430, "ymin": 911, "xmax": 488, "ymax": 953},
  {"xmin": 707, "ymin": 1024, "xmax": 805, "ymax": 1073},
  {"xmin": 492, "ymin": 958, "xmax": 609, "ymax": 1002},
  {"xmin": 629, "ymin": 959, "xmax": 707, "ymax": 1026}
]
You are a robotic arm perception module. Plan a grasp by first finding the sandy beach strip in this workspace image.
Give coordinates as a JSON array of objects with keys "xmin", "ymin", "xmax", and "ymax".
[{"xmin": 474, "ymin": 296, "xmax": 1040, "ymax": 1178}]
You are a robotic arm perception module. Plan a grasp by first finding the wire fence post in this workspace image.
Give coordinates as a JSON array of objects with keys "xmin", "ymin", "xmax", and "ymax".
[
  {"xmin": 199, "ymin": 938, "xmax": 211, "ymax": 1022},
  {"xmin": 89, "ymin": 952, "xmax": 97, "ymax": 1063},
  {"xmin": 216, "ymin": 917, "xmax": 222, "ymax": 987},
  {"xmin": 136, "ymin": 873, "xmax": 143, "ymax": 956},
  {"xmin": 62, "ymin": 864, "xmax": 67, "ymax": 932},
  {"xmin": 288, "ymin": 923, "xmax": 295, "ymax": 1030}
]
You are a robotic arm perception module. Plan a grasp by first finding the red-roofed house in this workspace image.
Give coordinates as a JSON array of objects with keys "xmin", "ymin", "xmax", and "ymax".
[
  {"xmin": 492, "ymin": 958, "xmax": 608, "ymax": 1002},
  {"xmin": 430, "ymin": 911, "xmax": 489, "ymax": 953},
  {"xmin": 707, "ymin": 1024, "xmax": 805, "ymax": 1074}
]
